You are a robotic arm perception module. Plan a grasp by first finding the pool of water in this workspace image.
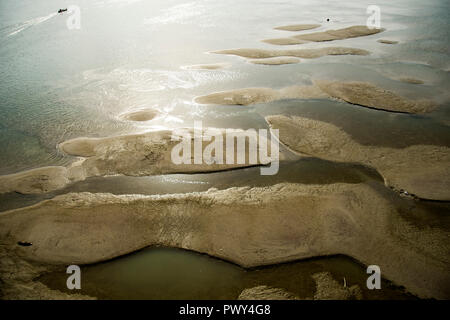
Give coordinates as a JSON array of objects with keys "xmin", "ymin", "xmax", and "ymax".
[{"xmin": 39, "ymin": 247, "xmax": 416, "ymax": 300}]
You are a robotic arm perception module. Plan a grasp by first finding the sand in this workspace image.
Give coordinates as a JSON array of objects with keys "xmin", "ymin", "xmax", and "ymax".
[
  {"xmin": 0, "ymin": 166, "xmax": 70, "ymax": 195},
  {"xmin": 266, "ymin": 115, "xmax": 450, "ymax": 200},
  {"xmin": 120, "ymin": 109, "xmax": 159, "ymax": 121},
  {"xmin": 0, "ymin": 128, "xmax": 279, "ymax": 194},
  {"xmin": 238, "ymin": 273, "xmax": 362, "ymax": 300},
  {"xmin": 264, "ymin": 25, "xmax": 383, "ymax": 46},
  {"xmin": 378, "ymin": 39, "xmax": 398, "ymax": 44},
  {"xmin": 0, "ymin": 182, "xmax": 448, "ymax": 299},
  {"xmin": 211, "ymin": 47, "xmax": 370, "ymax": 59},
  {"xmin": 195, "ymin": 85, "xmax": 327, "ymax": 105},
  {"xmin": 274, "ymin": 24, "xmax": 321, "ymax": 32},
  {"xmin": 0, "ymin": 245, "xmax": 95, "ymax": 300},
  {"xmin": 248, "ymin": 57, "xmax": 301, "ymax": 65},
  {"xmin": 293, "ymin": 25, "xmax": 384, "ymax": 42},
  {"xmin": 315, "ymin": 80, "xmax": 436, "ymax": 113},
  {"xmin": 399, "ymin": 78, "xmax": 424, "ymax": 85},
  {"xmin": 194, "ymin": 80, "xmax": 434, "ymax": 114},
  {"xmin": 262, "ymin": 38, "xmax": 308, "ymax": 45},
  {"xmin": 312, "ymin": 272, "xmax": 362, "ymax": 300},
  {"xmin": 238, "ymin": 286, "xmax": 300, "ymax": 300}
]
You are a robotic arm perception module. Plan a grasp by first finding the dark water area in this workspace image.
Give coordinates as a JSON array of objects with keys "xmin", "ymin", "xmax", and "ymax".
[{"xmin": 39, "ymin": 247, "xmax": 416, "ymax": 300}]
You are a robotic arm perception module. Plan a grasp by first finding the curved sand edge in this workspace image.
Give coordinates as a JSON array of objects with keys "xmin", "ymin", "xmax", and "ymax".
[
  {"xmin": 211, "ymin": 47, "xmax": 370, "ymax": 59},
  {"xmin": 0, "ymin": 182, "xmax": 448, "ymax": 299},
  {"xmin": 262, "ymin": 38, "xmax": 308, "ymax": 45},
  {"xmin": 266, "ymin": 115, "xmax": 450, "ymax": 200},
  {"xmin": 294, "ymin": 25, "xmax": 384, "ymax": 42},
  {"xmin": 314, "ymin": 80, "xmax": 436, "ymax": 113},
  {"xmin": 0, "ymin": 128, "xmax": 279, "ymax": 194},
  {"xmin": 264, "ymin": 25, "xmax": 384, "ymax": 46},
  {"xmin": 274, "ymin": 24, "xmax": 321, "ymax": 32},
  {"xmin": 195, "ymin": 85, "xmax": 327, "ymax": 105},
  {"xmin": 248, "ymin": 57, "xmax": 301, "ymax": 65},
  {"xmin": 195, "ymin": 80, "xmax": 436, "ymax": 115},
  {"xmin": 378, "ymin": 39, "xmax": 398, "ymax": 44}
]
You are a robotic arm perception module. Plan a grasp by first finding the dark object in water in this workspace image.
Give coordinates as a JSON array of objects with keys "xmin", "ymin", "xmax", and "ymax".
[
  {"xmin": 17, "ymin": 241, "xmax": 32, "ymax": 247},
  {"xmin": 326, "ymin": 18, "xmax": 330, "ymax": 22},
  {"xmin": 58, "ymin": 8, "xmax": 68, "ymax": 14}
]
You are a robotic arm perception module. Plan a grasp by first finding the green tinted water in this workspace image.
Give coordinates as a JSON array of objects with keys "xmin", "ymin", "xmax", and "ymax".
[{"xmin": 40, "ymin": 247, "xmax": 415, "ymax": 300}]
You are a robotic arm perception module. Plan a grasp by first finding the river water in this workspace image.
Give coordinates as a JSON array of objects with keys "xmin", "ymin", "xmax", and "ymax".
[{"xmin": 1, "ymin": 0, "xmax": 449, "ymax": 299}]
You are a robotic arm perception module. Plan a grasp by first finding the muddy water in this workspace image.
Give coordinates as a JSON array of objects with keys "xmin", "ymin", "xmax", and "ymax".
[
  {"xmin": 39, "ymin": 247, "xmax": 415, "ymax": 300},
  {"xmin": 0, "ymin": 156, "xmax": 384, "ymax": 212}
]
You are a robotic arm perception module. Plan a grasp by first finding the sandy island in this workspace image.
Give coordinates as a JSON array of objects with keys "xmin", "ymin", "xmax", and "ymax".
[
  {"xmin": 195, "ymin": 85, "xmax": 326, "ymax": 105},
  {"xmin": 211, "ymin": 47, "xmax": 369, "ymax": 59},
  {"xmin": 0, "ymin": 182, "xmax": 448, "ymax": 299},
  {"xmin": 0, "ymin": 128, "xmax": 279, "ymax": 194},
  {"xmin": 262, "ymin": 38, "xmax": 308, "ymax": 45},
  {"xmin": 274, "ymin": 24, "xmax": 321, "ymax": 32},
  {"xmin": 195, "ymin": 80, "xmax": 436, "ymax": 114},
  {"xmin": 293, "ymin": 25, "xmax": 384, "ymax": 42},
  {"xmin": 315, "ymin": 80, "xmax": 435, "ymax": 113},
  {"xmin": 264, "ymin": 25, "xmax": 384, "ymax": 46},
  {"xmin": 266, "ymin": 115, "xmax": 450, "ymax": 200}
]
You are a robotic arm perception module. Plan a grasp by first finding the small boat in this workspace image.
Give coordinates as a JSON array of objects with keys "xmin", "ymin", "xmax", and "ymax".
[{"xmin": 58, "ymin": 8, "xmax": 68, "ymax": 14}]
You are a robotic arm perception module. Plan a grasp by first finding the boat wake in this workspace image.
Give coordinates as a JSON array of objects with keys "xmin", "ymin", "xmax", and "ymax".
[{"xmin": 3, "ymin": 12, "xmax": 57, "ymax": 37}]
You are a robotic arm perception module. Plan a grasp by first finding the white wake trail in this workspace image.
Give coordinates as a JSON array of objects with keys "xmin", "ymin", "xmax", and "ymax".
[{"xmin": 7, "ymin": 12, "xmax": 58, "ymax": 37}]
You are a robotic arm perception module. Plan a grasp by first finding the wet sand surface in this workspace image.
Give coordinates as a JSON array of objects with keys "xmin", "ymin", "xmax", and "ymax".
[
  {"xmin": 292, "ymin": 26, "xmax": 384, "ymax": 42},
  {"xmin": 274, "ymin": 24, "xmax": 321, "ymax": 32},
  {"xmin": 248, "ymin": 57, "xmax": 301, "ymax": 65}
]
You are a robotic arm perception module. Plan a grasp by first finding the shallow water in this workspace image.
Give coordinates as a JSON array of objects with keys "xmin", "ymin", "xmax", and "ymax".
[
  {"xmin": 39, "ymin": 247, "xmax": 416, "ymax": 300},
  {"xmin": 0, "ymin": 157, "xmax": 384, "ymax": 212},
  {"xmin": 0, "ymin": 0, "xmax": 449, "ymax": 174}
]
